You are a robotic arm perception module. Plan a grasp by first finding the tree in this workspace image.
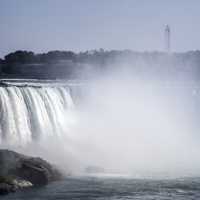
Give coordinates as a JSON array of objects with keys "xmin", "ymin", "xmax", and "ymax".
[
  {"xmin": 4, "ymin": 51, "xmax": 36, "ymax": 64},
  {"xmin": 37, "ymin": 51, "xmax": 76, "ymax": 63}
]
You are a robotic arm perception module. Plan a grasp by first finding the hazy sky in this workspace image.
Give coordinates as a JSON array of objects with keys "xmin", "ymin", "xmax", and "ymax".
[{"xmin": 0, "ymin": 0, "xmax": 199, "ymax": 57}]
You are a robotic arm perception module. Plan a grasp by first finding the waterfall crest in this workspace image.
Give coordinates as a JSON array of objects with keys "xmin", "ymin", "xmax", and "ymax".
[{"xmin": 0, "ymin": 85, "xmax": 74, "ymax": 145}]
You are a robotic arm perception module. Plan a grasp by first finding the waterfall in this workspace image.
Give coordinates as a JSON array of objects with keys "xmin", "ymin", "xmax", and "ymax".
[{"xmin": 0, "ymin": 85, "xmax": 75, "ymax": 146}]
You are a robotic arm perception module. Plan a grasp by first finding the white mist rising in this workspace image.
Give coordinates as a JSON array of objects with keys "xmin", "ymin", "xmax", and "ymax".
[
  {"xmin": 68, "ymin": 73, "xmax": 200, "ymax": 178},
  {"xmin": 1, "ymin": 75, "xmax": 200, "ymax": 178}
]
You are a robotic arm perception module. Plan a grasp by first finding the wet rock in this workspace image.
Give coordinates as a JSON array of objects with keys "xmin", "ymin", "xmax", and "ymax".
[
  {"xmin": 12, "ymin": 179, "xmax": 33, "ymax": 188},
  {"xmin": 0, "ymin": 149, "xmax": 63, "ymax": 190},
  {"xmin": 0, "ymin": 183, "xmax": 16, "ymax": 195}
]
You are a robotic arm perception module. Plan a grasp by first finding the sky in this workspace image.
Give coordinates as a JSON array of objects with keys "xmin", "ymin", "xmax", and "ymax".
[{"xmin": 0, "ymin": 0, "xmax": 199, "ymax": 58}]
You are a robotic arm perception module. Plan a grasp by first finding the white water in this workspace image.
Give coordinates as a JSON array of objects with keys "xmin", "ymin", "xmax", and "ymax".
[
  {"xmin": 0, "ymin": 85, "xmax": 74, "ymax": 146},
  {"xmin": 1, "ymin": 80, "xmax": 200, "ymax": 177}
]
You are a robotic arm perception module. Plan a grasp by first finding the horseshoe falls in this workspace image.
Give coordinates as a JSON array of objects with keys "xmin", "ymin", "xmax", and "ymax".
[
  {"xmin": 1, "ymin": 79, "xmax": 200, "ymax": 179},
  {"xmin": 0, "ymin": 82, "xmax": 75, "ymax": 146}
]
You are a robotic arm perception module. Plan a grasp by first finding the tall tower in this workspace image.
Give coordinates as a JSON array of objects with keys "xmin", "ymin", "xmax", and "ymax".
[{"xmin": 164, "ymin": 25, "xmax": 170, "ymax": 53}]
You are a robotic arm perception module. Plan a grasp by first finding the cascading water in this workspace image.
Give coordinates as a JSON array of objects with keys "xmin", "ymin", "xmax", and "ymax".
[
  {"xmin": 0, "ymin": 84, "xmax": 75, "ymax": 146},
  {"xmin": 1, "ymin": 79, "xmax": 200, "ymax": 177}
]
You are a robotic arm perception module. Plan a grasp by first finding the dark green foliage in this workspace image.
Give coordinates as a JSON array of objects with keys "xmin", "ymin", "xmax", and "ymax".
[
  {"xmin": 1, "ymin": 49, "xmax": 200, "ymax": 80},
  {"xmin": 5, "ymin": 51, "xmax": 36, "ymax": 64},
  {"xmin": 37, "ymin": 50, "xmax": 76, "ymax": 63}
]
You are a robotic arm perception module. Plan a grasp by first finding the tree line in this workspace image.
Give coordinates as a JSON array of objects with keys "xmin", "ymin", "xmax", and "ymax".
[{"xmin": 0, "ymin": 49, "xmax": 200, "ymax": 80}]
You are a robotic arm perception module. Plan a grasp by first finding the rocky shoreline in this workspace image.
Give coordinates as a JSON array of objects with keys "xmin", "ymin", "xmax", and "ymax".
[{"xmin": 0, "ymin": 150, "xmax": 63, "ymax": 195}]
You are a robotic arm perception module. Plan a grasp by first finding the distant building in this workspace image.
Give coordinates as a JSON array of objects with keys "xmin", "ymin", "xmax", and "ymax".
[{"xmin": 164, "ymin": 25, "xmax": 171, "ymax": 53}]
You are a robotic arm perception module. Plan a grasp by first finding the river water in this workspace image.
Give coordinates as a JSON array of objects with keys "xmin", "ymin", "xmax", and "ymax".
[{"xmin": 3, "ymin": 176, "xmax": 200, "ymax": 200}]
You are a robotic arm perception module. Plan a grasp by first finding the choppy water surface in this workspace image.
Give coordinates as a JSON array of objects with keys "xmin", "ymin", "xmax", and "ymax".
[{"xmin": 3, "ymin": 176, "xmax": 200, "ymax": 200}]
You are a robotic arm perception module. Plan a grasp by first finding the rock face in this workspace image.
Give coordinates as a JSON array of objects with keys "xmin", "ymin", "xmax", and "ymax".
[
  {"xmin": 0, "ymin": 177, "xmax": 32, "ymax": 195},
  {"xmin": 0, "ymin": 182, "xmax": 17, "ymax": 195},
  {"xmin": 0, "ymin": 149, "xmax": 63, "ymax": 194}
]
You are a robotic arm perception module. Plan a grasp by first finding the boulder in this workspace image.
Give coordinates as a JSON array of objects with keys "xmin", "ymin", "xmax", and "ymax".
[
  {"xmin": 0, "ymin": 176, "xmax": 32, "ymax": 195},
  {"xmin": 0, "ymin": 150, "xmax": 63, "ymax": 187},
  {"xmin": 0, "ymin": 183, "xmax": 17, "ymax": 195}
]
